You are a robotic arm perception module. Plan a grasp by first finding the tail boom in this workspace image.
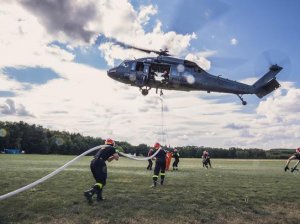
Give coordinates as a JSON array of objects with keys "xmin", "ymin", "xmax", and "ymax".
[{"xmin": 253, "ymin": 64, "xmax": 282, "ymax": 98}]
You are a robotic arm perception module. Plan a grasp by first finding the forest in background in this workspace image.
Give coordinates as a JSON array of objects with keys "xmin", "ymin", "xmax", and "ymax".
[{"xmin": 0, "ymin": 121, "xmax": 294, "ymax": 159}]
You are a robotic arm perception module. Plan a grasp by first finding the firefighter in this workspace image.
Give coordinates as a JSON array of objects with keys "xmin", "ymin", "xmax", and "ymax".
[
  {"xmin": 172, "ymin": 148, "xmax": 180, "ymax": 170},
  {"xmin": 151, "ymin": 142, "xmax": 166, "ymax": 188},
  {"xmin": 84, "ymin": 138, "xmax": 119, "ymax": 203},
  {"xmin": 202, "ymin": 150, "xmax": 212, "ymax": 168},
  {"xmin": 146, "ymin": 148, "xmax": 153, "ymax": 170},
  {"xmin": 284, "ymin": 147, "xmax": 300, "ymax": 172}
]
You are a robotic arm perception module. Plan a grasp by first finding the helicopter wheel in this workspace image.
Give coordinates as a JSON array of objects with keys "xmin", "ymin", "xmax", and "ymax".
[
  {"xmin": 237, "ymin": 94, "xmax": 247, "ymax": 106},
  {"xmin": 141, "ymin": 89, "xmax": 149, "ymax": 96}
]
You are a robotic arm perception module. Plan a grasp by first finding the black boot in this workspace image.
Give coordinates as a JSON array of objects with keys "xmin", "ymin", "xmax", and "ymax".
[
  {"xmin": 160, "ymin": 179, "xmax": 164, "ymax": 185},
  {"xmin": 84, "ymin": 188, "xmax": 96, "ymax": 204},
  {"xmin": 284, "ymin": 165, "xmax": 289, "ymax": 172},
  {"xmin": 151, "ymin": 181, "xmax": 157, "ymax": 188},
  {"xmin": 96, "ymin": 188, "xmax": 104, "ymax": 201}
]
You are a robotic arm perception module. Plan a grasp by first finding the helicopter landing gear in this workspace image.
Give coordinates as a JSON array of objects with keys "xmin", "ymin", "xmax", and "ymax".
[
  {"xmin": 160, "ymin": 89, "xmax": 163, "ymax": 96},
  {"xmin": 140, "ymin": 87, "xmax": 151, "ymax": 96},
  {"xmin": 237, "ymin": 94, "xmax": 247, "ymax": 105},
  {"xmin": 155, "ymin": 87, "xmax": 163, "ymax": 96}
]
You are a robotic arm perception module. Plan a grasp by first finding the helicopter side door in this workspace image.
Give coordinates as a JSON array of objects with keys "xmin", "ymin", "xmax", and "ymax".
[
  {"xmin": 149, "ymin": 63, "xmax": 170, "ymax": 84},
  {"xmin": 133, "ymin": 61, "xmax": 147, "ymax": 87}
]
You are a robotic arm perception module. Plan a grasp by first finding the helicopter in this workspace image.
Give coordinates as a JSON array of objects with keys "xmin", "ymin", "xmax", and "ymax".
[{"xmin": 107, "ymin": 43, "xmax": 282, "ymax": 105}]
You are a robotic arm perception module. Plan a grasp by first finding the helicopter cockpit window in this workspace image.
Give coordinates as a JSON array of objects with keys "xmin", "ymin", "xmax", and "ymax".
[
  {"xmin": 131, "ymin": 61, "xmax": 136, "ymax": 71},
  {"xmin": 120, "ymin": 61, "xmax": 129, "ymax": 68}
]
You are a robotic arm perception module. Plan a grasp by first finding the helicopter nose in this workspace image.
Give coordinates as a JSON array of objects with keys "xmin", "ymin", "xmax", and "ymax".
[{"xmin": 107, "ymin": 68, "xmax": 118, "ymax": 79}]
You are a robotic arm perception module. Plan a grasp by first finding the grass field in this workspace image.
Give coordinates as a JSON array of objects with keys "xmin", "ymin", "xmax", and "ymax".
[{"xmin": 0, "ymin": 154, "xmax": 299, "ymax": 224}]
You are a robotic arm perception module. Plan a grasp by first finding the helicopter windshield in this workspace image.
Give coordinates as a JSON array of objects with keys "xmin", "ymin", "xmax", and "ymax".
[{"xmin": 119, "ymin": 60, "xmax": 130, "ymax": 68}]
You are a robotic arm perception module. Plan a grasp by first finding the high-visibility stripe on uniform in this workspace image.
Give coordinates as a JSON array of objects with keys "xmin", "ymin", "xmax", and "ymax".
[
  {"xmin": 153, "ymin": 175, "xmax": 159, "ymax": 178},
  {"xmin": 160, "ymin": 173, "xmax": 165, "ymax": 176},
  {"xmin": 94, "ymin": 182, "xmax": 103, "ymax": 189}
]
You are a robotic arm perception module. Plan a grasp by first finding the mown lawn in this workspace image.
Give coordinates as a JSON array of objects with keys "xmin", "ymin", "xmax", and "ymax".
[{"xmin": 0, "ymin": 154, "xmax": 299, "ymax": 224}]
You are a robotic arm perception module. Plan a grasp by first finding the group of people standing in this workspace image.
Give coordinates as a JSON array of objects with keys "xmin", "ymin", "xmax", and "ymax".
[{"xmin": 146, "ymin": 146, "xmax": 180, "ymax": 171}]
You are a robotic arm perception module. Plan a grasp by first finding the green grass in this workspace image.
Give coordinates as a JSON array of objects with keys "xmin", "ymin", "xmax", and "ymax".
[{"xmin": 0, "ymin": 155, "xmax": 299, "ymax": 224}]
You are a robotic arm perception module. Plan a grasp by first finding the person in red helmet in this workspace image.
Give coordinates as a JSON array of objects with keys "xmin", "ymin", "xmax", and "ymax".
[
  {"xmin": 284, "ymin": 147, "xmax": 300, "ymax": 172},
  {"xmin": 151, "ymin": 142, "xmax": 167, "ymax": 187},
  {"xmin": 84, "ymin": 138, "xmax": 119, "ymax": 203},
  {"xmin": 202, "ymin": 150, "xmax": 212, "ymax": 168}
]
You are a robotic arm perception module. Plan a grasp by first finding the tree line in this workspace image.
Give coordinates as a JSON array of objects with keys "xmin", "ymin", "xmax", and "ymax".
[{"xmin": 0, "ymin": 121, "xmax": 293, "ymax": 159}]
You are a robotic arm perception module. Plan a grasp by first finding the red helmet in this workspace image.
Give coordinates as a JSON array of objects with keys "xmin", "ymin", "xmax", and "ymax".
[
  {"xmin": 296, "ymin": 147, "xmax": 300, "ymax": 153},
  {"xmin": 105, "ymin": 138, "xmax": 115, "ymax": 146},
  {"xmin": 154, "ymin": 142, "xmax": 161, "ymax": 149}
]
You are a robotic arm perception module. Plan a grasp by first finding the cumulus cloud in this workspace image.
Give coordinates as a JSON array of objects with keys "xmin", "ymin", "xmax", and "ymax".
[
  {"xmin": 185, "ymin": 50, "xmax": 216, "ymax": 71},
  {"xmin": 19, "ymin": 0, "xmax": 98, "ymax": 44},
  {"xmin": 256, "ymin": 82, "xmax": 300, "ymax": 123},
  {"xmin": 0, "ymin": 99, "xmax": 33, "ymax": 117},
  {"xmin": 138, "ymin": 5, "xmax": 157, "ymax": 25},
  {"xmin": 15, "ymin": 0, "xmax": 209, "ymax": 69},
  {"xmin": 231, "ymin": 38, "xmax": 238, "ymax": 45},
  {"xmin": 0, "ymin": 2, "xmax": 75, "ymax": 69}
]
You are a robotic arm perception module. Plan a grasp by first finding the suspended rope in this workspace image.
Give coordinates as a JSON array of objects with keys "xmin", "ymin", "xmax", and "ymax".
[{"xmin": 159, "ymin": 96, "xmax": 170, "ymax": 147}]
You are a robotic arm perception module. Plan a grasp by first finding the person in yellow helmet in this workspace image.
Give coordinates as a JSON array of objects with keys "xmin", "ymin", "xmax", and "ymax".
[{"xmin": 84, "ymin": 138, "xmax": 119, "ymax": 203}]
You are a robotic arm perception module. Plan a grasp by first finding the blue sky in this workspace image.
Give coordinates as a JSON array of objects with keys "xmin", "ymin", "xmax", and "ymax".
[{"xmin": 0, "ymin": 0, "xmax": 300, "ymax": 149}]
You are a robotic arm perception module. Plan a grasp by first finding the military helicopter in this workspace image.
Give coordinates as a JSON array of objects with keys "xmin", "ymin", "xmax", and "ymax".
[{"xmin": 107, "ymin": 43, "xmax": 282, "ymax": 105}]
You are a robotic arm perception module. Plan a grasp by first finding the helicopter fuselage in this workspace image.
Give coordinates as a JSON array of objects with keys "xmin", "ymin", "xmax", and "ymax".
[{"xmin": 107, "ymin": 56, "xmax": 282, "ymax": 105}]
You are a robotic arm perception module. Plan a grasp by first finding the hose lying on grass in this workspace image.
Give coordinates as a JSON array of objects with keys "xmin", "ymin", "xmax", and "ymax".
[{"xmin": 0, "ymin": 145, "xmax": 160, "ymax": 201}]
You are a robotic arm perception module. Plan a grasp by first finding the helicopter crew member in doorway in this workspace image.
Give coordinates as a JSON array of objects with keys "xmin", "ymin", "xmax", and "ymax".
[
  {"xmin": 284, "ymin": 147, "xmax": 300, "ymax": 172},
  {"xmin": 162, "ymin": 70, "xmax": 169, "ymax": 84},
  {"xmin": 202, "ymin": 150, "xmax": 212, "ymax": 168},
  {"xmin": 147, "ymin": 148, "xmax": 154, "ymax": 170},
  {"xmin": 84, "ymin": 138, "xmax": 119, "ymax": 203},
  {"xmin": 172, "ymin": 148, "xmax": 180, "ymax": 170},
  {"xmin": 151, "ymin": 142, "xmax": 166, "ymax": 187}
]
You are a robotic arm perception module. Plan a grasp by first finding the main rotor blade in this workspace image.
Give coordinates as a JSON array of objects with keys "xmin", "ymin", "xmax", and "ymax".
[
  {"xmin": 209, "ymin": 56, "xmax": 247, "ymax": 69},
  {"xmin": 113, "ymin": 40, "xmax": 171, "ymax": 56}
]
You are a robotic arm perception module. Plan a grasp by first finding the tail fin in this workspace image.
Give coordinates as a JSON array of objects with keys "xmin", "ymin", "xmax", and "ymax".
[{"xmin": 253, "ymin": 65, "xmax": 282, "ymax": 98}]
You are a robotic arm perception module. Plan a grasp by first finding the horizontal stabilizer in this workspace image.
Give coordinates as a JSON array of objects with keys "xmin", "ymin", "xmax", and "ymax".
[{"xmin": 255, "ymin": 79, "xmax": 280, "ymax": 98}]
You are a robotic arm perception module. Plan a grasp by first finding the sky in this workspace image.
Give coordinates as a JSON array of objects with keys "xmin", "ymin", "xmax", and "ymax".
[{"xmin": 0, "ymin": 0, "xmax": 300, "ymax": 149}]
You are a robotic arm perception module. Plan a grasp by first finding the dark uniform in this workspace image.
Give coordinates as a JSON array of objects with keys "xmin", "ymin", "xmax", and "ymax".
[
  {"xmin": 84, "ymin": 144, "xmax": 116, "ymax": 202},
  {"xmin": 152, "ymin": 148, "xmax": 166, "ymax": 187},
  {"xmin": 172, "ymin": 151, "xmax": 180, "ymax": 170},
  {"xmin": 147, "ymin": 148, "xmax": 153, "ymax": 170},
  {"xmin": 285, "ymin": 148, "xmax": 300, "ymax": 172},
  {"xmin": 202, "ymin": 151, "xmax": 212, "ymax": 168}
]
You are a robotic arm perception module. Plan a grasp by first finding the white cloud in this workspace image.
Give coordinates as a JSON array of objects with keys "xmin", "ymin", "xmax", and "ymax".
[
  {"xmin": 231, "ymin": 38, "xmax": 238, "ymax": 45},
  {"xmin": 138, "ymin": 5, "xmax": 157, "ymax": 25},
  {"xmin": 185, "ymin": 51, "xmax": 216, "ymax": 71}
]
